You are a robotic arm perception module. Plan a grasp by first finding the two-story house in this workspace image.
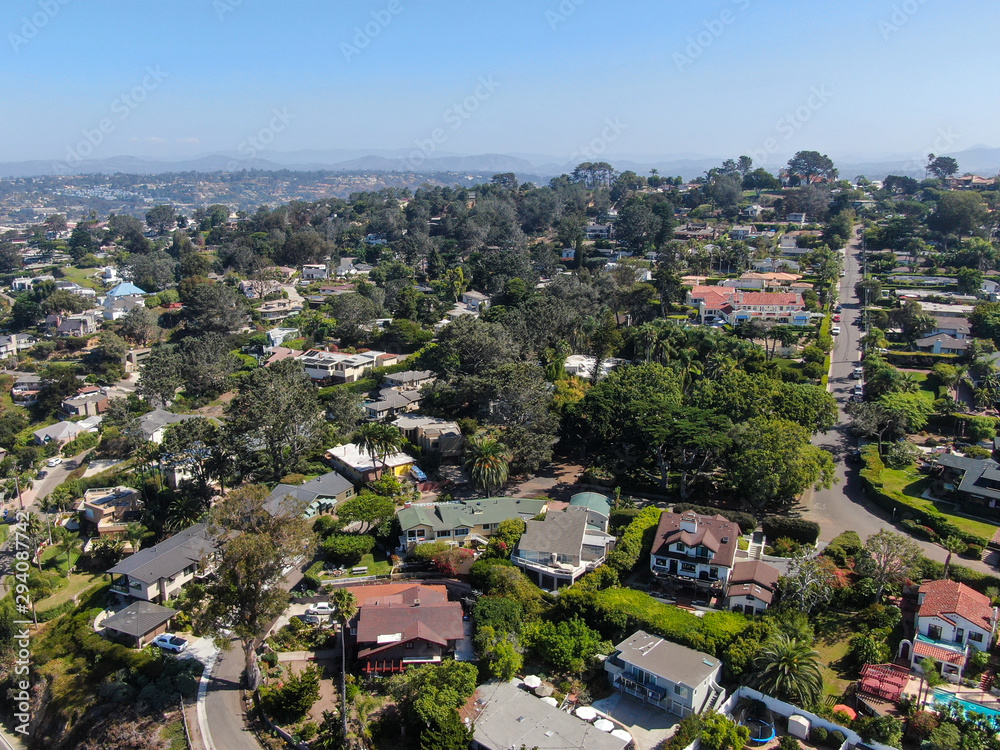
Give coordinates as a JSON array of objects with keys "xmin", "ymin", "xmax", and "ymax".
[
  {"xmin": 650, "ymin": 511, "xmax": 739, "ymax": 591},
  {"xmin": 397, "ymin": 497, "xmax": 547, "ymax": 550},
  {"xmin": 604, "ymin": 630, "xmax": 725, "ymax": 717},
  {"xmin": 723, "ymin": 560, "xmax": 781, "ymax": 614},
  {"xmin": 686, "ymin": 286, "xmax": 809, "ymax": 326},
  {"xmin": 300, "ymin": 349, "xmax": 399, "ymax": 383},
  {"xmin": 301, "ymin": 263, "xmax": 329, "ymax": 281},
  {"xmin": 348, "ymin": 584, "xmax": 465, "ymax": 674},
  {"xmin": 108, "ymin": 523, "xmax": 215, "ymax": 604},
  {"xmin": 392, "ymin": 415, "xmax": 464, "ymax": 458},
  {"xmin": 383, "ymin": 370, "xmax": 434, "ymax": 390},
  {"xmin": 78, "ymin": 486, "xmax": 142, "ymax": 538},
  {"xmin": 257, "ymin": 298, "xmax": 302, "ymax": 323},
  {"xmin": 363, "ymin": 389, "xmax": 421, "ymax": 421},
  {"xmin": 265, "ymin": 470, "xmax": 355, "ymax": 518},
  {"xmin": 61, "ymin": 387, "xmax": 109, "ymax": 417},
  {"xmin": 512, "ymin": 506, "xmax": 615, "ymax": 589},
  {"xmin": 907, "ymin": 579, "xmax": 998, "ymax": 676},
  {"xmin": 138, "ymin": 409, "xmax": 200, "ymax": 444},
  {"xmin": 12, "ymin": 374, "xmax": 45, "ymax": 406}
]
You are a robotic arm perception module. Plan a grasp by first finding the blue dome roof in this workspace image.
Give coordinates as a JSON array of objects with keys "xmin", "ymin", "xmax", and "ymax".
[{"xmin": 108, "ymin": 282, "xmax": 148, "ymax": 297}]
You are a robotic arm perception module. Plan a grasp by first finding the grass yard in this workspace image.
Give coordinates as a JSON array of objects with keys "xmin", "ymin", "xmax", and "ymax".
[
  {"xmin": 881, "ymin": 465, "xmax": 999, "ymax": 539},
  {"xmin": 57, "ymin": 266, "xmax": 102, "ymax": 290},
  {"xmin": 813, "ymin": 611, "xmax": 856, "ymax": 701},
  {"xmin": 159, "ymin": 716, "xmax": 189, "ymax": 750},
  {"xmin": 903, "ymin": 371, "xmax": 941, "ymax": 407},
  {"xmin": 344, "ymin": 549, "xmax": 393, "ymax": 577},
  {"xmin": 33, "ymin": 571, "xmax": 106, "ymax": 611},
  {"xmin": 39, "ymin": 545, "xmax": 83, "ymax": 576}
]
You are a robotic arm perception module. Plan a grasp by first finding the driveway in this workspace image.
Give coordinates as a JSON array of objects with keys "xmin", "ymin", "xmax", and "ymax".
[
  {"xmin": 800, "ymin": 228, "xmax": 997, "ymax": 574},
  {"xmin": 591, "ymin": 692, "xmax": 680, "ymax": 750}
]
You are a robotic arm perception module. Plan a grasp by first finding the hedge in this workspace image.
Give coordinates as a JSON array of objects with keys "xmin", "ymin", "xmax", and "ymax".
[
  {"xmin": 884, "ymin": 351, "xmax": 960, "ymax": 368},
  {"xmin": 605, "ymin": 506, "xmax": 662, "ymax": 575},
  {"xmin": 859, "ymin": 446, "xmax": 989, "ymax": 548},
  {"xmin": 320, "ymin": 533, "xmax": 375, "ymax": 565},
  {"xmin": 762, "ymin": 516, "xmax": 820, "ymax": 545},
  {"xmin": 672, "ymin": 504, "xmax": 756, "ymax": 534},
  {"xmin": 916, "ymin": 556, "xmax": 1000, "ymax": 595}
]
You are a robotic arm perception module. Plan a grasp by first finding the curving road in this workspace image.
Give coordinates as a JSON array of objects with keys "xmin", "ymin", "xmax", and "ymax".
[{"xmin": 801, "ymin": 227, "xmax": 997, "ymax": 574}]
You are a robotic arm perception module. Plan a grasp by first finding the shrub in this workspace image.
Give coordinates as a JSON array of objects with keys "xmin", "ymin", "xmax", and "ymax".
[
  {"xmin": 858, "ymin": 603, "xmax": 902, "ymax": 630},
  {"xmin": 769, "ymin": 537, "xmax": 801, "ymax": 557},
  {"xmin": 802, "ymin": 362, "xmax": 826, "ymax": 380},
  {"xmin": 829, "ymin": 730, "xmax": 846, "ymax": 747},
  {"xmin": 810, "ymin": 726, "xmax": 829, "ymax": 745},
  {"xmin": 320, "ymin": 533, "xmax": 375, "ymax": 566},
  {"xmin": 822, "ymin": 530, "xmax": 862, "ymax": 567},
  {"xmin": 907, "ymin": 710, "xmax": 938, "ymax": 738},
  {"xmin": 259, "ymin": 664, "xmax": 321, "ymax": 723},
  {"xmin": 606, "ymin": 506, "xmax": 662, "ymax": 575},
  {"xmin": 469, "ymin": 557, "xmax": 513, "ymax": 590},
  {"xmin": 762, "ymin": 516, "xmax": 820, "ymax": 545},
  {"xmin": 964, "ymin": 445, "xmax": 992, "ymax": 460},
  {"xmin": 312, "ymin": 515, "xmax": 339, "ymax": 538},
  {"xmin": 963, "ymin": 544, "xmax": 984, "ymax": 559},
  {"xmin": 262, "ymin": 652, "xmax": 279, "ymax": 667},
  {"xmin": 778, "ymin": 736, "xmax": 800, "ymax": 750},
  {"xmin": 660, "ymin": 713, "xmax": 703, "ymax": 750},
  {"xmin": 431, "ymin": 547, "xmax": 473, "ymax": 575}
]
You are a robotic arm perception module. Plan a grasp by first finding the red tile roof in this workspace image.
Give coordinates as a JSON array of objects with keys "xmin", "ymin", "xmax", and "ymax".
[
  {"xmin": 918, "ymin": 580, "xmax": 996, "ymax": 631},
  {"xmin": 736, "ymin": 292, "xmax": 803, "ymax": 306},
  {"xmin": 913, "ymin": 639, "xmax": 967, "ymax": 665}
]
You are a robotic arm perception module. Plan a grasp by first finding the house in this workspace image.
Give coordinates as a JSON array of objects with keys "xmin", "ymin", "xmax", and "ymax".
[
  {"xmin": 673, "ymin": 222, "xmax": 720, "ymax": 240},
  {"xmin": 563, "ymin": 354, "xmax": 628, "ymax": 380},
  {"xmin": 460, "ymin": 290, "xmax": 491, "ymax": 312},
  {"xmin": 686, "ymin": 286, "xmax": 809, "ymax": 326},
  {"xmin": 106, "ymin": 281, "xmax": 148, "ymax": 298},
  {"xmin": 906, "ymin": 579, "xmax": 998, "ymax": 676},
  {"xmin": 12, "ymin": 374, "xmax": 45, "ymax": 405},
  {"xmin": 363, "ymin": 389, "xmax": 421, "ymax": 421},
  {"xmin": 33, "ymin": 421, "xmax": 84, "ymax": 446},
  {"xmin": 787, "ymin": 212, "xmax": 807, "ymax": 224},
  {"xmin": 238, "ymin": 279, "xmax": 283, "ymax": 300},
  {"xmin": 0, "ymin": 333, "xmax": 35, "ymax": 359},
  {"xmin": 50, "ymin": 312, "xmax": 99, "ymax": 337},
  {"xmin": 585, "ymin": 223, "xmax": 614, "ymax": 240},
  {"xmin": 567, "ymin": 492, "xmax": 612, "ymax": 532},
  {"xmin": 101, "ymin": 266, "xmax": 120, "ymax": 285},
  {"xmin": 930, "ymin": 317, "xmax": 971, "ymax": 340},
  {"xmin": 267, "ymin": 327, "xmax": 299, "ymax": 348},
  {"xmin": 392, "ymin": 415, "xmax": 464, "ymax": 458},
  {"xmin": 604, "ymin": 630, "xmax": 725, "ymax": 717},
  {"xmin": 349, "ymin": 584, "xmax": 465, "ymax": 674},
  {"xmin": 101, "ymin": 601, "xmax": 178, "ymax": 648},
  {"xmin": 301, "ymin": 263, "xmax": 329, "ymax": 281},
  {"xmin": 649, "ymin": 511, "xmax": 740, "ymax": 590},
  {"xmin": 257, "ymin": 298, "xmax": 302, "ymax": 323},
  {"xmin": 931, "ymin": 453, "xmax": 1000, "ymax": 511},
  {"xmin": 61, "ymin": 388, "xmax": 109, "ymax": 417},
  {"xmin": 512, "ymin": 506, "xmax": 616, "ymax": 589},
  {"xmin": 108, "ymin": 523, "xmax": 215, "ymax": 604},
  {"xmin": 383, "ymin": 370, "xmax": 434, "ymax": 390},
  {"xmin": 265, "ymin": 470, "xmax": 355, "ymax": 518},
  {"xmin": 919, "ymin": 302, "xmax": 976, "ymax": 318},
  {"xmin": 561, "ymin": 247, "xmax": 576, "ymax": 261},
  {"xmin": 730, "ymin": 225, "xmax": 753, "ymax": 241},
  {"xmin": 468, "ymin": 680, "xmax": 629, "ymax": 750},
  {"xmin": 78, "ymin": 485, "xmax": 142, "ymax": 536},
  {"xmin": 300, "ymin": 349, "xmax": 398, "ymax": 383},
  {"xmin": 397, "ymin": 497, "xmax": 547, "ymax": 549},
  {"xmin": 326, "ymin": 442, "xmax": 414, "ymax": 483},
  {"xmin": 103, "ymin": 296, "xmax": 147, "ymax": 321},
  {"xmin": 744, "ymin": 204, "xmax": 764, "ymax": 219},
  {"xmin": 138, "ymin": 409, "xmax": 200, "ymax": 444},
  {"xmin": 723, "ymin": 560, "xmax": 781, "ymax": 614},
  {"xmin": 124, "ymin": 347, "xmax": 152, "ymax": 372},
  {"xmin": 915, "ymin": 335, "xmax": 969, "ymax": 355}
]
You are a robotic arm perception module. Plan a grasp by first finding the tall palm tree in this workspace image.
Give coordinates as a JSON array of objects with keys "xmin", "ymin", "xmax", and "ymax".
[
  {"xmin": 464, "ymin": 434, "xmax": 511, "ymax": 497},
  {"xmin": 330, "ymin": 588, "xmax": 358, "ymax": 743},
  {"xmin": 749, "ymin": 634, "xmax": 824, "ymax": 707},
  {"xmin": 355, "ymin": 423, "xmax": 404, "ymax": 478},
  {"xmin": 164, "ymin": 495, "xmax": 206, "ymax": 532},
  {"xmin": 52, "ymin": 526, "xmax": 83, "ymax": 577},
  {"xmin": 941, "ymin": 536, "xmax": 967, "ymax": 580}
]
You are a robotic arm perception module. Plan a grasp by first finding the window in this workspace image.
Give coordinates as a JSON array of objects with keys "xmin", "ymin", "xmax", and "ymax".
[
  {"xmin": 405, "ymin": 642, "xmax": 414, "ymax": 649},
  {"xmin": 709, "ymin": 567, "xmax": 719, "ymax": 579},
  {"xmin": 455, "ymin": 528, "xmax": 469, "ymax": 537},
  {"xmin": 680, "ymin": 563, "xmax": 697, "ymax": 573},
  {"xmin": 674, "ymin": 684, "xmax": 688, "ymax": 698},
  {"xmin": 928, "ymin": 625, "xmax": 943, "ymax": 640},
  {"xmin": 437, "ymin": 530, "xmax": 452, "ymax": 538},
  {"xmin": 968, "ymin": 632, "xmax": 984, "ymax": 643},
  {"xmin": 956, "ymin": 628, "xmax": 965, "ymax": 643}
]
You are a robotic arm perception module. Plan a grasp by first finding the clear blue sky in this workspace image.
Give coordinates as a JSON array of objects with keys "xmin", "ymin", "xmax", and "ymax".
[{"xmin": 3, "ymin": 0, "xmax": 998, "ymax": 166}]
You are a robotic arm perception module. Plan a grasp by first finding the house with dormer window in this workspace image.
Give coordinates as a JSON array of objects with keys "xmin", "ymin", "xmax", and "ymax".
[
  {"xmin": 649, "ymin": 511, "xmax": 739, "ymax": 590},
  {"xmin": 905, "ymin": 579, "xmax": 998, "ymax": 676}
]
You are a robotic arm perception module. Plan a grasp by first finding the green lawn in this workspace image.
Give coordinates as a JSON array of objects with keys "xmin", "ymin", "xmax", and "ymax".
[
  {"xmin": 813, "ymin": 611, "xmax": 855, "ymax": 700},
  {"xmin": 57, "ymin": 266, "xmax": 102, "ymax": 290},
  {"xmin": 344, "ymin": 549, "xmax": 392, "ymax": 577},
  {"xmin": 39, "ymin": 544, "xmax": 83, "ymax": 576},
  {"xmin": 159, "ymin": 717, "xmax": 189, "ymax": 750},
  {"xmin": 881, "ymin": 465, "xmax": 999, "ymax": 539},
  {"xmin": 904, "ymin": 371, "xmax": 940, "ymax": 407},
  {"xmin": 33, "ymin": 571, "xmax": 105, "ymax": 611}
]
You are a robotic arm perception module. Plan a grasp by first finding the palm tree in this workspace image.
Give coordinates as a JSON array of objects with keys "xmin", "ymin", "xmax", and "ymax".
[
  {"xmin": 464, "ymin": 434, "xmax": 511, "ymax": 497},
  {"xmin": 52, "ymin": 526, "xmax": 83, "ymax": 577},
  {"xmin": 933, "ymin": 395, "xmax": 961, "ymax": 436},
  {"xmin": 165, "ymin": 495, "xmax": 206, "ymax": 532},
  {"xmin": 124, "ymin": 522, "xmax": 152, "ymax": 554},
  {"xmin": 941, "ymin": 535, "xmax": 966, "ymax": 580},
  {"xmin": 355, "ymin": 423, "xmax": 404, "ymax": 478},
  {"xmin": 896, "ymin": 372, "xmax": 919, "ymax": 394},
  {"xmin": 749, "ymin": 634, "xmax": 824, "ymax": 707},
  {"xmin": 330, "ymin": 588, "xmax": 358, "ymax": 743}
]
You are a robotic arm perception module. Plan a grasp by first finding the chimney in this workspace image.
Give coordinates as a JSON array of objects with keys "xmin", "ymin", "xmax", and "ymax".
[{"xmin": 680, "ymin": 513, "xmax": 698, "ymax": 533}]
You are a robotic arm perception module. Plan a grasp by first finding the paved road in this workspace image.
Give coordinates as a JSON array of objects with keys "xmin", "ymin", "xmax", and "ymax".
[{"xmin": 801, "ymin": 228, "xmax": 997, "ymax": 574}]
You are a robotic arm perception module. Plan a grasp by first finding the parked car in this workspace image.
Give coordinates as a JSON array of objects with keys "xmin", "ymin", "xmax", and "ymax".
[
  {"xmin": 293, "ymin": 613, "xmax": 324, "ymax": 626},
  {"xmin": 852, "ymin": 367, "xmax": 864, "ymax": 379},
  {"xmin": 46, "ymin": 457, "xmax": 62, "ymax": 467},
  {"xmin": 832, "ymin": 325, "xmax": 841, "ymax": 335},
  {"xmin": 847, "ymin": 447, "xmax": 862, "ymax": 462},
  {"xmin": 305, "ymin": 602, "xmax": 335, "ymax": 616},
  {"xmin": 833, "ymin": 314, "xmax": 841, "ymax": 322},
  {"xmin": 152, "ymin": 634, "xmax": 189, "ymax": 653}
]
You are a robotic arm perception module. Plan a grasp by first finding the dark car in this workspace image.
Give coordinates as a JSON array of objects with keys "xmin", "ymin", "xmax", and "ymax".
[{"xmin": 847, "ymin": 447, "xmax": 862, "ymax": 462}]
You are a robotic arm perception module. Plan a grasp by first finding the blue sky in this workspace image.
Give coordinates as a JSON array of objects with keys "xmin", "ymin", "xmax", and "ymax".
[{"xmin": 3, "ymin": 0, "xmax": 998, "ymax": 166}]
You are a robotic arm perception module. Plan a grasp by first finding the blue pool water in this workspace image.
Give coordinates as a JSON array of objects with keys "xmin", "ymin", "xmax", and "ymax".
[{"xmin": 933, "ymin": 688, "xmax": 1000, "ymax": 719}]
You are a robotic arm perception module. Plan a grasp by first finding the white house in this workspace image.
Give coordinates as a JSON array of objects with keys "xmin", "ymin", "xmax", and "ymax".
[
  {"xmin": 604, "ymin": 630, "xmax": 725, "ymax": 717},
  {"xmin": 906, "ymin": 579, "xmax": 998, "ymax": 676},
  {"xmin": 512, "ymin": 505, "xmax": 616, "ymax": 590},
  {"xmin": 108, "ymin": 523, "xmax": 215, "ymax": 604},
  {"xmin": 723, "ymin": 560, "xmax": 781, "ymax": 614},
  {"xmin": 301, "ymin": 263, "xmax": 329, "ymax": 281},
  {"xmin": 649, "ymin": 511, "xmax": 740, "ymax": 591}
]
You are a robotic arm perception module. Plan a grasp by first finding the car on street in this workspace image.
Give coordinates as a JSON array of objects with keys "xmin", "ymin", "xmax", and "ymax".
[
  {"xmin": 46, "ymin": 457, "xmax": 62, "ymax": 467},
  {"xmin": 835, "ymin": 304, "xmax": 842, "ymax": 313},
  {"xmin": 850, "ymin": 394, "xmax": 864, "ymax": 403},
  {"xmin": 852, "ymin": 367, "xmax": 864, "ymax": 379},
  {"xmin": 305, "ymin": 602, "xmax": 335, "ymax": 616},
  {"xmin": 847, "ymin": 447, "xmax": 862, "ymax": 462},
  {"xmin": 833, "ymin": 315, "xmax": 841, "ymax": 322},
  {"xmin": 36, "ymin": 470, "xmax": 47, "ymax": 479},
  {"xmin": 152, "ymin": 634, "xmax": 189, "ymax": 653},
  {"xmin": 831, "ymin": 325, "xmax": 841, "ymax": 335}
]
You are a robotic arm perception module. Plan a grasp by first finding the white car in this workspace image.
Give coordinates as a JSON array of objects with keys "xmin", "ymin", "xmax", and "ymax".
[
  {"xmin": 831, "ymin": 325, "xmax": 841, "ymax": 335},
  {"xmin": 305, "ymin": 602, "xmax": 335, "ymax": 617},
  {"xmin": 152, "ymin": 634, "xmax": 189, "ymax": 653},
  {"xmin": 46, "ymin": 457, "xmax": 63, "ymax": 467}
]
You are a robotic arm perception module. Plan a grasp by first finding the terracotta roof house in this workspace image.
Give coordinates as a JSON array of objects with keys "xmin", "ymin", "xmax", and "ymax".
[
  {"xmin": 686, "ymin": 286, "xmax": 809, "ymax": 326},
  {"xmin": 906, "ymin": 579, "xmax": 998, "ymax": 676},
  {"xmin": 723, "ymin": 560, "xmax": 781, "ymax": 614},
  {"xmin": 348, "ymin": 583, "xmax": 465, "ymax": 674},
  {"xmin": 650, "ymin": 511, "xmax": 740, "ymax": 590}
]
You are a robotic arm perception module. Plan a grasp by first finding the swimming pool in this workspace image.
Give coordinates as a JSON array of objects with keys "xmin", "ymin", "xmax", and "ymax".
[{"xmin": 933, "ymin": 688, "xmax": 1000, "ymax": 720}]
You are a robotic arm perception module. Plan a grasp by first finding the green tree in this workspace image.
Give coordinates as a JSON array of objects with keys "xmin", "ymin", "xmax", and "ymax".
[
  {"xmin": 928, "ymin": 191, "xmax": 988, "ymax": 238},
  {"xmin": 848, "ymin": 631, "xmax": 890, "ymax": 668},
  {"xmin": 419, "ymin": 709, "xmax": 474, "ymax": 750},
  {"xmin": 136, "ymin": 346, "xmax": 182, "ymax": 408},
  {"xmin": 145, "ymin": 204, "xmax": 176, "ymax": 234},
  {"xmin": 181, "ymin": 281, "xmax": 247, "ymax": 334},
  {"xmin": 464, "ymin": 434, "xmax": 511, "ymax": 496},
  {"xmin": 259, "ymin": 664, "xmax": 321, "ymax": 723},
  {"xmin": 330, "ymin": 588, "xmax": 358, "ymax": 742},
  {"xmin": 196, "ymin": 484, "xmax": 315, "ymax": 690},
  {"xmin": 353, "ymin": 422, "xmax": 405, "ymax": 478},
  {"xmin": 52, "ymin": 525, "xmax": 82, "ymax": 576},
  {"xmin": 124, "ymin": 522, "xmax": 151, "ymax": 554},
  {"xmin": 119, "ymin": 305, "xmax": 156, "ymax": 346},
  {"xmin": 786, "ymin": 151, "xmax": 838, "ymax": 182},
  {"xmin": 335, "ymin": 492, "xmax": 396, "ymax": 535},
  {"xmin": 926, "ymin": 154, "xmax": 959, "ymax": 181},
  {"xmin": 853, "ymin": 715, "xmax": 903, "ymax": 748},
  {"xmin": 520, "ymin": 617, "xmax": 609, "ymax": 674},
  {"xmin": 957, "ymin": 266, "xmax": 985, "ymax": 295},
  {"xmin": 749, "ymin": 634, "xmax": 823, "ymax": 707},
  {"xmin": 700, "ymin": 711, "xmax": 751, "ymax": 750},
  {"xmin": 858, "ymin": 529, "xmax": 922, "ymax": 601},
  {"xmin": 223, "ymin": 359, "xmax": 326, "ymax": 481},
  {"xmin": 941, "ymin": 535, "xmax": 967, "ymax": 580},
  {"xmin": 388, "ymin": 660, "xmax": 478, "ymax": 728}
]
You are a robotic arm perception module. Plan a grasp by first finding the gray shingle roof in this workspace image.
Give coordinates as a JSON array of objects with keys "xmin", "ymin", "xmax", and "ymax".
[
  {"xmin": 138, "ymin": 408, "xmax": 199, "ymax": 439},
  {"xmin": 612, "ymin": 630, "xmax": 721, "ymax": 686},
  {"xmin": 108, "ymin": 523, "xmax": 213, "ymax": 584},
  {"xmin": 397, "ymin": 497, "xmax": 547, "ymax": 533},
  {"xmin": 517, "ymin": 508, "xmax": 589, "ymax": 558},
  {"xmin": 266, "ymin": 471, "xmax": 354, "ymax": 514},
  {"xmin": 102, "ymin": 601, "xmax": 178, "ymax": 637}
]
